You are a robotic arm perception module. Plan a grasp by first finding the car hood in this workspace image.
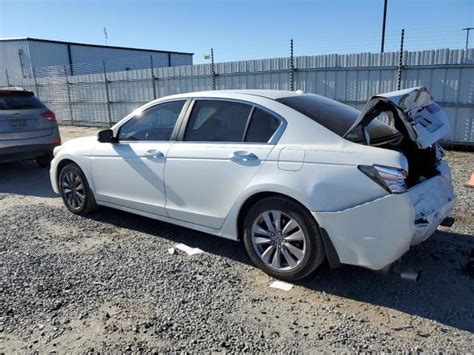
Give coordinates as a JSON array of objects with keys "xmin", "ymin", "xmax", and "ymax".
[
  {"xmin": 54, "ymin": 136, "xmax": 97, "ymax": 157},
  {"xmin": 64, "ymin": 135, "xmax": 97, "ymax": 147},
  {"xmin": 344, "ymin": 87, "xmax": 450, "ymax": 149}
]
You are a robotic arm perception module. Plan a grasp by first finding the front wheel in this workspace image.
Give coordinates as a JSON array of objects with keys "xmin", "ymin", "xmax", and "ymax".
[
  {"xmin": 242, "ymin": 196, "xmax": 325, "ymax": 281},
  {"xmin": 59, "ymin": 163, "xmax": 98, "ymax": 215}
]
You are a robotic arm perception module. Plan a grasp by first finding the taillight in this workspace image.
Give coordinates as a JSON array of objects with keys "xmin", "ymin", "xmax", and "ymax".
[
  {"xmin": 358, "ymin": 164, "xmax": 408, "ymax": 194},
  {"xmin": 42, "ymin": 111, "xmax": 56, "ymax": 122}
]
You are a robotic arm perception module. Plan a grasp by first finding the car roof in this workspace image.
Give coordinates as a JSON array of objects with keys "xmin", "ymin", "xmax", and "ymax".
[
  {"xmin": 0, "ymin": 87, "xmax": 30, "ymax": 93},
  {"xmin": 159, "ymin": 89, "xmax": 304, "ymax": 101},
  {"xmin": 0, "ymin": 87, "xmax": 35, "ymax": 96}
]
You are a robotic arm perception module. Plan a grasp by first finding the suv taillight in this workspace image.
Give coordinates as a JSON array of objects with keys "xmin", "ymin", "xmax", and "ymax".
[{"xmin": 42, "ymin": 111, "xmax": 56, "ymax": 122}]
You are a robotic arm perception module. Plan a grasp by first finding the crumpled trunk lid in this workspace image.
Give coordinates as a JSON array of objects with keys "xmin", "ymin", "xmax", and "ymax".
[{"xmin": 344, "ymin": 87, "xmax": 450, "ymax": 149}]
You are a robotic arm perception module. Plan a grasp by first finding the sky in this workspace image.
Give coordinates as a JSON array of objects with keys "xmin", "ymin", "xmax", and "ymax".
[{"xmin": 0, "ymin": 0, "xmax": 473, "ymax": 63}]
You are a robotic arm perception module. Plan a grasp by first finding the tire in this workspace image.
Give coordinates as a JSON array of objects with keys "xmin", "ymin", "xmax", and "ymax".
[
  {"xmin": 242, "ymin": 196, "xmax": 325, "ymax": 281},
  {"xmin": 58, "ymin": 163, "xmax": 98, "ymax": 215},
  {"xmin": 36, "ymin": 153, "xmax": 53, "ymax": 168}
]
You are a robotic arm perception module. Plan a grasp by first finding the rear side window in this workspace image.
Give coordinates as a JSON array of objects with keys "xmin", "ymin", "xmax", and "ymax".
[
  {"xmin": 0, "ymin": 92, "xmax": 45, "ymax": 110},
  {"xmin": 184, "ymin": 100, "xmax": 251, "ymax": 142},
  {"xmin": 245, "ymin": 108, "xmax": 280, "ymax": 143}
]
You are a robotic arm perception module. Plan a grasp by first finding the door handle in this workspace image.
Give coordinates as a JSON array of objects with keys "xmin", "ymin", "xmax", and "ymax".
[
  {"xmin": 230, "ymin": 151, "xmax": 259, "ymax": 162},
  {"xmin": 144, "ymin": 149, "xmax": 165, "ymax": 159}
]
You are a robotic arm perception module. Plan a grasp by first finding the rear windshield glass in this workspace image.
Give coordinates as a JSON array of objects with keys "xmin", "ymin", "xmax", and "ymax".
[
  {"xmin": 276, "ymin": 94, "xmax": 398, "ymax": 143},
  {"xmin": 0, "ymin": 92, "xmax": 45, "ymax": 110}
]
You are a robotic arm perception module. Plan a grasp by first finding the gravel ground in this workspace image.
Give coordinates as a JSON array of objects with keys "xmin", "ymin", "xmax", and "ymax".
[{"xmin": 1, "ymin": 126, "xmax": 473, "ymax": 352}]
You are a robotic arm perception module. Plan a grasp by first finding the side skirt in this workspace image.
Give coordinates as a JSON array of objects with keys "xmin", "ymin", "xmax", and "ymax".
[{"xmin": 97, "ymin": 200, "xmax": 237, "ymax": 241}]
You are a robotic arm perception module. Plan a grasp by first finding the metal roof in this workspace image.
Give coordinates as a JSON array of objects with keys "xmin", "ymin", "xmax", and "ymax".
[{"xmin": 0, "ymin": 37, "xmax": 193, "ymax": 56}]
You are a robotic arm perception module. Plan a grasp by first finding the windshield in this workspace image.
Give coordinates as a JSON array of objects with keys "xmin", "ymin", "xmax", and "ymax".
[
  {"xmin": 0, "ymin": 92, "xmax": 45, "ymax": 110},
  {"xmin": 276, "ymin": 94, "xmax": 399, "ymax": 144}
]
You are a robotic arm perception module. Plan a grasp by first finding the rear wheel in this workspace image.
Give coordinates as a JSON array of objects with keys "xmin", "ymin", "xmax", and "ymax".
[
  {"xmin": 59, "ymin": 163, "xmax": 97, "ymax": 215},
  {"xmin": 36, "ymin": 153, "xmax": 53, "ymax": 167},
  {"xmin": 242, "ymin": 196, "xmax": 325, "ymax": 281}
]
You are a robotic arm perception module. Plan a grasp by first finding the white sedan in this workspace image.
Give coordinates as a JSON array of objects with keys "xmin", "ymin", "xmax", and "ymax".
[{"xmin": 50, "ymin": 88, "xmax": 455, "ymax": 281}]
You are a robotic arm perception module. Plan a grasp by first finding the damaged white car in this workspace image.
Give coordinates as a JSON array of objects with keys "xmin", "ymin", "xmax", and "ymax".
[{"xmin": 50, "ymin": 87, "xmax": 455, "ymax": 281}]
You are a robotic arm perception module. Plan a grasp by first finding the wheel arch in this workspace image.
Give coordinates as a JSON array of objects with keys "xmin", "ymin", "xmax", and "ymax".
[
  {"xmin": 236, "ymin": 191, "xmax": 312, "ymax": 241},
  {"xmin": 55, "ymin": 156, "xmax": 95, "ymax": 194},
  {"xmin": 56, "ymin": 158, "xmax": 78, "ymax": 186},
  {"xmin": 235, "ymin": 190, "xmax": 341, "ymax": 269}
]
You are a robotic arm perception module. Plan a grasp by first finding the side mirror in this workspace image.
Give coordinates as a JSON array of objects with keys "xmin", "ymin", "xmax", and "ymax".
[{"xmin": 97, "ymin": 129, "xmax": 116, "ymax": 143}]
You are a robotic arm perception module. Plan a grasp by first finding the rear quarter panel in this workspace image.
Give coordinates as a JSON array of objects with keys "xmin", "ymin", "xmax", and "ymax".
[{"xmin": 219, "ymin": 99, "xmax": 409, "ymax": 240}]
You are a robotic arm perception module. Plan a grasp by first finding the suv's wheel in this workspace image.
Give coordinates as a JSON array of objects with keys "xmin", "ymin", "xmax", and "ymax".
[
  {"xmin": 59, "ymin": 163, "xmax": 98, "ymax": 215},
  {"xmin": 242, "ymin": 196, "xmax": 325, "ymax": 281},
  {"xmin": 36, "ymin": 153, "xmax": 53, "ymax": 167}
]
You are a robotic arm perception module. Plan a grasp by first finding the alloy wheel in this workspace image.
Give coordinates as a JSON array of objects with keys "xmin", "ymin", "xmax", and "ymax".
[
  {"xmin": 251, "ymin": 210, "xmax": 306, "ymax": 271},
  {"xmin": 61, "ymin": 170, "xmax": 85, "ymax": 210}
]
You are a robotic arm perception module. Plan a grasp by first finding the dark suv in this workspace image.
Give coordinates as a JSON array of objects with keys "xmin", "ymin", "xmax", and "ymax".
[{"xmin": 0, "ymin": 87, "xmax": 61, "ymax": 167}]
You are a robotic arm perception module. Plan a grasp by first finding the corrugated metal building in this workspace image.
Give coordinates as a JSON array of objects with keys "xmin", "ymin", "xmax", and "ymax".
[{"xmin": 0, "ymin": 37, "xmax": 193, "ymax": 77}]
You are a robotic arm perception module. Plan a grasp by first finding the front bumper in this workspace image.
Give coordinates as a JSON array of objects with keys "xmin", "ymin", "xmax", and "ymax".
[{"xmin": 315, "ymin": 162, "xmax": 455, "ymax": 270}]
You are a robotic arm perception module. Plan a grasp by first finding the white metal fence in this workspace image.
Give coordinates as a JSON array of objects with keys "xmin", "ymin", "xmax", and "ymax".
[{"xmin": 1, "ymin": 48, "xmax": 473, "ymax": 145}]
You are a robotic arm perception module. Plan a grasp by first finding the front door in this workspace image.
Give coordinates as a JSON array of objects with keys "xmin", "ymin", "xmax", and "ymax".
[{"xmin": 91, "ymin": 100, "xmax": 186, "ymax": 216}]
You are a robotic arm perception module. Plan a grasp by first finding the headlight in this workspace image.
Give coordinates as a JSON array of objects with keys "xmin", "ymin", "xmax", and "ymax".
[{"xmin": 358, "ymin": 164, "xmax": 408, "ymax": 194}]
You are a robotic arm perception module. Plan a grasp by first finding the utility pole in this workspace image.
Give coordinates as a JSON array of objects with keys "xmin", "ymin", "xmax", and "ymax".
[
  {"xmin": 381, "ymin": 0, "xmax": 388, "ymax": 52},
  {"xmin": 462, "ymin": 27, "xmax": 474, "ymax": 50}
]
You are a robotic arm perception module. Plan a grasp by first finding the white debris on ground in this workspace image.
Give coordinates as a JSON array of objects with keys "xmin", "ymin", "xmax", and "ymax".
[
  {"xmin": 174, "ymin": 243, "xmax": 204, "ymax": 256},
  {"xmin": 270, "ymin": 280, "xmax": 294, "ymax": 291}
]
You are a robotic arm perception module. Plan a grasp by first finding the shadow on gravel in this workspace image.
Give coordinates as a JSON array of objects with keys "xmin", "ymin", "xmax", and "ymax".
[
  {"xmin": 0, "ymin": 161, "xmax": 57, "ymax": 198},
  {"xmin": 85, "ymin": 206, "xmax": 250, "ymax": 262},
  {"xmin": 297, "ymin": 229, "xmax": 474, "ymax": 333},
  {"xmin": 85, "ymin": 207, "xmax": 474, "ymax": 333}
]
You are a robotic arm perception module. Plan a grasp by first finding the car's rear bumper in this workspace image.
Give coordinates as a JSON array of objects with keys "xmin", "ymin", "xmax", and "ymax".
[
  {"xmin": 314, "ymin": 161, "xmax": 455, "ymax": 270},
  {"xmin": 0, "ymin": 143, "xmax": 59, "ymax": 163},
  {"xmin": 0, "ymin": 128, "xmax": 61, "ymax": 163}
]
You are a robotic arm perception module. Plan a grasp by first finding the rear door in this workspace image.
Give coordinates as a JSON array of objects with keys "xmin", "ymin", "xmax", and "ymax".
[
  {"xmin": 164, "ymin": 99, "xmax": 283, "ymax": 229},
  {"xmin": 0, "ymin": 91, "xmax": 54, "ymax": 141}
]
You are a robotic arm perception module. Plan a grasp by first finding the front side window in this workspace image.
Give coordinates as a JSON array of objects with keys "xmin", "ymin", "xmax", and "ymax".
[
  {"xmin": 184, "ymin": 100, "xmax": 251, "ymax": 142},
  {"xmin": 118, "ymin": 100, "xmax": 185, "ymax": 141}
]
